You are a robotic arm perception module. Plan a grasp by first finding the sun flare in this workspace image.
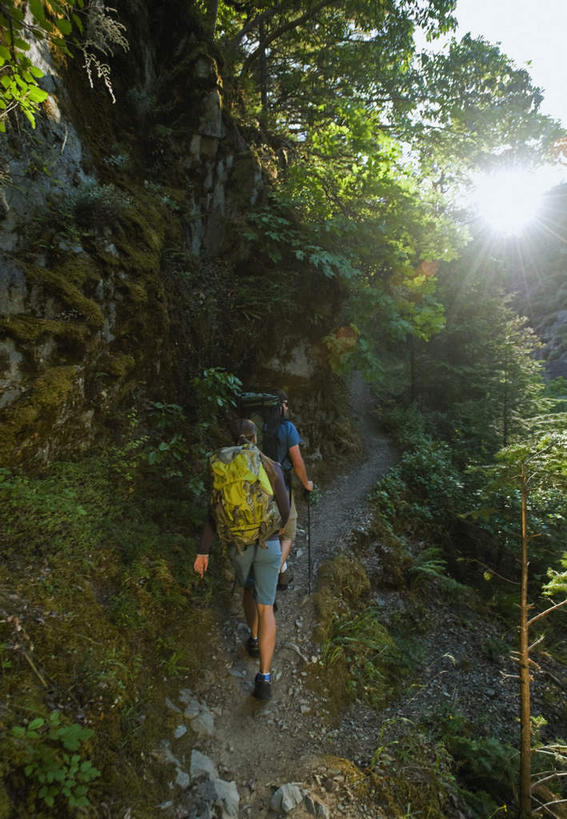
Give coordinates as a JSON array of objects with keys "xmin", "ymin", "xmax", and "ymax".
[{"xmin": 470, "ymin": 168, "xmax": 552, "ymax": 236}]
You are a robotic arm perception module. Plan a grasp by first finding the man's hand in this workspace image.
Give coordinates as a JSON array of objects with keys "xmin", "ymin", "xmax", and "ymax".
[
  {"xmin": 305, "ymin": 480, "xmax": 314, "ymax": 492},
  {"xmin": 194, "ymin": 554, "xmax": 209, "ymax": 578}
]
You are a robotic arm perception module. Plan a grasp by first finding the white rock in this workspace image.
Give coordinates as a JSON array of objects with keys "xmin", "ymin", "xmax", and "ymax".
[
  {"xmin": 270, "ymin": 784, "xmax": 305, "ymax": 814},
  {"xmin": 192, "ymin": 710, "xmax": 215, "ymax": 736},
  {"xmin": 178, "ymin": 688, "xmax": 194, "ymax": 704},
  {"xmin": 211, "ymin": 778, "xmax": 240, "ymax": 817},
  {"xmin": 175, "ymin": 768, "xmax": 190, "ymax": 789},
  {"xmin": 190, "ymin": 749, "xmax": 219, "ymax": 781}
]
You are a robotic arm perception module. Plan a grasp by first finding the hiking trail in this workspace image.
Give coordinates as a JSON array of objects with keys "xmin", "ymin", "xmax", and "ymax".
[
  {"xmin": 156, "ymin": 374, "xmax": 399, "ymax": 817},
  {"xmin": 152, "ymin": 375, "xmax": 546, "ymax": 817}
]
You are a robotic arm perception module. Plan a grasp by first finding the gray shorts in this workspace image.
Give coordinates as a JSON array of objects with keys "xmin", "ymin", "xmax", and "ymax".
[{"xmin": 230, "ymin": 536, "xmax": 282, "ymax": 605}]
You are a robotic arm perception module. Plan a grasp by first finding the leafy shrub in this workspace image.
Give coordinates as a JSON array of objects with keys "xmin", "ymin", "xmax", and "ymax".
[
  {"xmin": 371, "ymin": 435, "xmax": 463, "ymax": 541},
  {"xmin": 321, "ymin": 606, "xmax": 410, "ymax": 709},
  {"xmin": 73, "ymin": 181, "xmax": 132, "ymax": 228},
  {"xmin": 408, "ymin": 545, "xmax": 469, "ymax": 599},
  {"xmin": 244, "ymin": 205, "xmax": 359, "ymax": 279},
  {"xmin": 10, "ymin": 711, "xmax": 100, "ymax": 810},
  {"xmin": 381, "ymin": 403, "xmax": 430, "ymax": 450},
  {"xmin": 448, "ymin": 735, "xmax": 517, "ymax": 800},
  {"xmin": 189, "ymin": 367, "xmax": 242, "ymax": 430},
  {"xmin": 421, "ymin": 704, "xmax": 517, "ymax": 811},
  {"xmin": 371, "ymin": 728, "xmax": 457, "ymax": 817}
]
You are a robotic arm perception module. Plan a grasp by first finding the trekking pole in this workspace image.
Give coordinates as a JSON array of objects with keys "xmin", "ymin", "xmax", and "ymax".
[{"xmin": 306, "ymin": 489, "xmax": 312, "ymax": 595}]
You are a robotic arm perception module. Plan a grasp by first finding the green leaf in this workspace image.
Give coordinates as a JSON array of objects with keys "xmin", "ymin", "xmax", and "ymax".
[
  {"xmin": 56, "ymin": 17, "xmax": 73, "ymax": 36},
  {"xmin": 27, "ymin": 86, "xmax": 49, "ymax": 103},
  {"xmin": 28, "ymin": 718, "xmax": 45, "ymax": 730},
  {"xmin": 13, "ymin": 38, "xmax": 30, "ymax": 51},
  {"xmin": 29, "ymin": 0, "xmax": 46, "ymax": 22}
]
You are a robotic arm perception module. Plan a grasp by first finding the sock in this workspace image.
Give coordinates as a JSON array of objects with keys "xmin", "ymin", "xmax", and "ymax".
[
  {"xmin": 281, "ymin": 561, "xmax": 288, "ymax": 573},
  {"xmin": 257, "ymin": 672, "xmax": 271, "ymax": 682},
  {"xmin": 249, "ymin": 636, "xmax": 258, "ymax": 643}
]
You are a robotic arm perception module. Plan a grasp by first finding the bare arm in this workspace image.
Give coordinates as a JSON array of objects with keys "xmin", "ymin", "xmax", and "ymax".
[{"xmin": 289, "ymin": 444, "xmax": 313, "ymax": 491}]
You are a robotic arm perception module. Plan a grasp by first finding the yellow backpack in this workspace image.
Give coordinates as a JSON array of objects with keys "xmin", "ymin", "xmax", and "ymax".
[{"xmin": 209, "ymin": 444, "xmax": 281, "ymax": 553}]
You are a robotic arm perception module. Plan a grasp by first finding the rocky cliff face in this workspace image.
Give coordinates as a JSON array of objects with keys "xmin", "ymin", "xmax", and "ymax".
[{"xmin": 0, "ymin": 10, "xmax": 279, "ymax": 470}]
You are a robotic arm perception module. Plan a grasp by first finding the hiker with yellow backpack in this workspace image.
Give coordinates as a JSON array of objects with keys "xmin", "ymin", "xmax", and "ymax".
[{"xmin": 194, "ymin": 420, "xmax": 290, "ymax": 700}]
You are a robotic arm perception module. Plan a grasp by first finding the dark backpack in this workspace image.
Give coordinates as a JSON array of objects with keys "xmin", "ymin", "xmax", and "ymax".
[{"xmin": 237, "ymin": 392, "xmax": 282, "ymax": 462}]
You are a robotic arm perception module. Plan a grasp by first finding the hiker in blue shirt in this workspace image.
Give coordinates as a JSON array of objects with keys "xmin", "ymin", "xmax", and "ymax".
[{"xmin": 275, "ymin": 390, "xmax": 313, "ymax": 589}]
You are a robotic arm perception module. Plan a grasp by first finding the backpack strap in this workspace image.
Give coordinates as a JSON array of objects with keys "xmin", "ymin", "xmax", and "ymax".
[{"xmin": 260, "ymin": 453, "xmax": 278, "ymax": 486}]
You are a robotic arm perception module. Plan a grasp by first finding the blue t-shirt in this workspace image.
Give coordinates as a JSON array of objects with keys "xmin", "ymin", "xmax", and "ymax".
[{"xmin": 276, "ymin": 420, "xmax": 301, "ymax": 473}]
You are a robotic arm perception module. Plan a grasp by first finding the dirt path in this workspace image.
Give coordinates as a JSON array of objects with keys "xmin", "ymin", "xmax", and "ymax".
[
  {"xmin": 165, "ymin": 374, "xmax": 399, "ymax": 816},
  {"xmin": 156, "ymin": 375, "xmax": 565, "ymax": 818}
]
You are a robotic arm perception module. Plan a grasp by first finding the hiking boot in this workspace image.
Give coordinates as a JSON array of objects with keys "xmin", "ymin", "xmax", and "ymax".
[
  {"xmin": 253, "ymin": 673, "xmax": 272, "ymax": 700},
  {"xmin": 246, "ymin": 636, "xmax": 260, "ymax": 658},
  {"xmin": 277, "ymin": 567, "xmax": 293, "ymax": 590}
]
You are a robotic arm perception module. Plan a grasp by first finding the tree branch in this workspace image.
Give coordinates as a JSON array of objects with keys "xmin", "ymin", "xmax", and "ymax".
[
  {"xmin": 237, "ymin": 0, "xmax": 340, "ymax": 75},
  {"xmin": 528, "ymin": 597, "xmax": 567, "ymax": 627}
]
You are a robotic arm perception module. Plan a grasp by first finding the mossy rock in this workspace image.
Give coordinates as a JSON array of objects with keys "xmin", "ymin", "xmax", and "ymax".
[
  {"xmin": 105, "ymin": 353, "xmax": 136, "ymax": 377},
  {"xmin": 0, "ymin": 316, "xmax": 90, "ymax": 347},
  {"xmin": 0, "ymin": 782, "xmax": 12, "ymax": 819},
  {"xmin": 34, "ymin": 365, "xmax": 78, "ymax": 411},
  {"xmin": 314, "ymin": 553, "xmax": 371, "ymax": 642},
  {"xmin": 125, "ymin": 282, "xmax": 148, "ymax": 304},
  {"xmin": 0, "ymin": 365, "xmax": 80, "ymax": 467},
  {"xmin": 24, "ymin": 265, "xmax": 104, "ymax": 328},
  {"xmin": 54, "ymin": 254, "xmax": 102, "ymax": 288}
]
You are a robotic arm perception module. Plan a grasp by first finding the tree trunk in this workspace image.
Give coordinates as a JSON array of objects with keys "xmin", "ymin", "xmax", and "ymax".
[
  {"xmin": 259, "ymin": 20, "xmax": 268, "ymax": 115},
  {"xmin": 519, "ymin": 464, "xmax": 532, "ymax": 817},
  {"xmin": 206, "ymin": 0, "xmax": 220, "ymax": 36}
]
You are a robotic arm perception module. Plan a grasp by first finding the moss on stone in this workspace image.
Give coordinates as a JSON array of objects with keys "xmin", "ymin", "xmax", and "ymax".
[
  {"xmin": 0, "ymin": 366, "xmax": 79, "ymax": 466},
  {"xmin": 107, "ymin": 353, "xmax": 136, "ymax": 377},
  {"xmin": 55, "ymin": 254, "xmax": 101, "ymax": 288},
  {"xmin": 0, "ymin": 783, "xmax": 12, "ymax": 819},
  {"xmin": 34, "ymin": 365, "xmax": 77, "ymax": 411},
  {"xmin": 314, "ymin": 553, "xmax": 371, "ymax": 643},
  {"xmin": 0, "ymin": 315, "xmax": 90, "ymax": 346},
  {"xmin": 114, "ymin": 196, "xmax": 166, "ymax": 273},
  {"xmin": 0, "ymin": 404, "xmax": 39, "ymax": 466},
  {"xmin": 24, "ymin": 266, "xmax": 104, "ymax": 328},
  {"xmin": 229, "ymin": 150, "xmax": 263, "ymax": 209},
  {"xmin": 125, "ymin": 282, "xmax": 148, "ymax": 303},
  {"xmin": 0, "ymin": 349, "xmax": 10, "ymax": 376}
]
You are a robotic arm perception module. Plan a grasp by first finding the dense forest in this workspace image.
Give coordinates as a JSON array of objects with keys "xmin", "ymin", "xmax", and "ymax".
[{"xmin": 0, "ymin": 1, "xmax": 566, "ymax": 817}]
